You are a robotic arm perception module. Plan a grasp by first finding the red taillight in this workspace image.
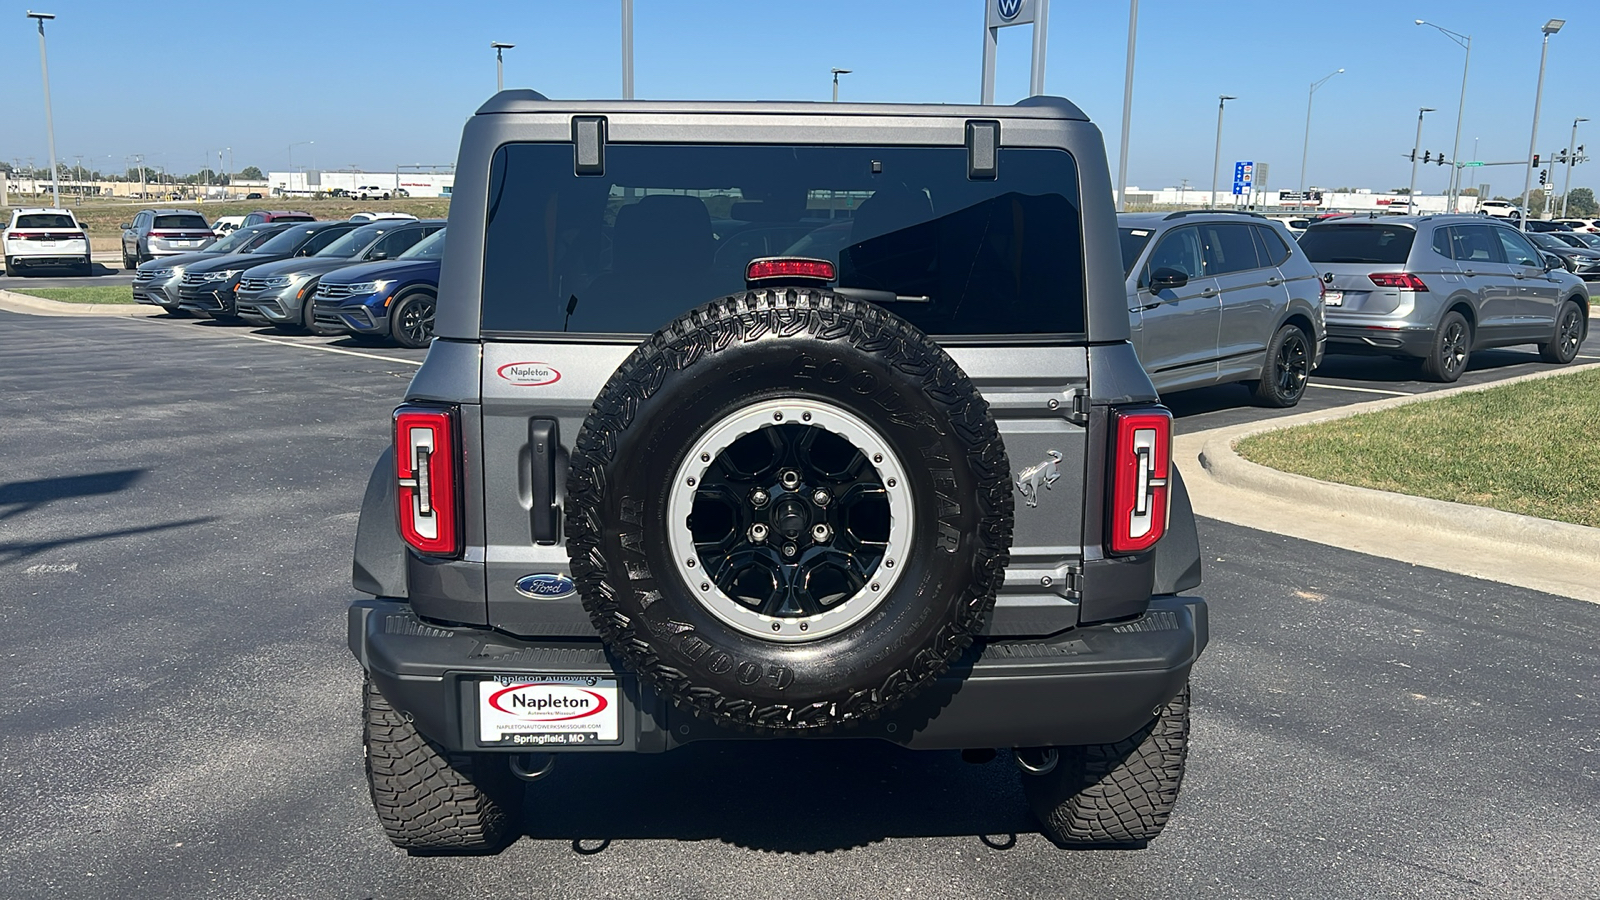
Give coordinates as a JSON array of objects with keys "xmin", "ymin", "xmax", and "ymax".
[
  {"xmin": 7, "ymin": 232, "xmax": 43, "ymax": 240},
  {"xmin": 745, "ymin": 256, "xmax": 836, "ymax": 283},
  {"xmin": 1109, "ymin": 406, "xmax": 1172, "ymax": 555},
  {"xmin": 394, "ymin": 406, "xmax": 461, "ymax": 557},
  {"xmin": 1369, "ymin": 272, "xmax": 1428, "ymax": 291}
]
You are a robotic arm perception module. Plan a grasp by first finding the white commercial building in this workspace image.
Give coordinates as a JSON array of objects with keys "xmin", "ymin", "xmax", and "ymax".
[
  {"xmin": 1117, "ymin": 185, "xmax": 1480, "ymax": 215},
  {"xmin": 266, "ymin": 170, "xmax": 455, "ymax": 198}
]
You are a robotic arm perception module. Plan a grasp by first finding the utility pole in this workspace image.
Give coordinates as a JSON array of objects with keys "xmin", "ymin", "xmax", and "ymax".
[
  {"xmin": 1561, "ymin": 118, "xmax": 1587, "ymax": 218},
  {"xmin": 1114, "ymin": 0, "xmax": 1140, "ymax": 212},
  {"xmin": 1210, "ymin": 95, "xmax": 1235, "ymax": 209},
  {"xmin": 1407, "ymin": 108, "xmax": 1435, "ymax": 205},
  {"xmin": 26, "ymin": 11, "xmax": 62, "ymax": 207},
  {"xmin": 1520, "ymin": 19, "xmax": 1564, "ymax": 228},
  {"xmin": 621, "ymin": 0, "xmax": 634, "ymax": 99}
]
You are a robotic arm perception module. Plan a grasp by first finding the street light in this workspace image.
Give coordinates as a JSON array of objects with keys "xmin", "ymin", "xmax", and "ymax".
[
  {"xmin": 1407, "ymin": 108, "xmax": 1436, "ymax": 206},
  {"xmin": 1299, "ymin": 67, "xmax": 1345, "ymax": 193},
  {"xmin": 1114, "ymin": 0, "xmax": 1140, "ymax": 212},
  {"xmin": 288, "ymin": 141, "xmax": 313, "ymax": 195},
  {"xmin": 1562, "ymin": 117, "xmax": 1588, "ymax": 218},
  {"xmin": 491, "ymin": 41, "xmax": 514, "ymax": 93},
  {"xmin": 1520, "ymin": 19, "xmax": 1564, "ymax": 229},
  {"xmin": 26, "ymin": 10, "xmax": 61, "ymax": 207},
  {"xmin": 831, "ymin": 68, "xmax": 852, "ymax": 102},
  {"xmin": 1210, "ymin": 95, "xmax": 1235, "ymax": 209},
  {"xmin": 1415, "ymin": 20, "xmax": 1471, "ymax": 212},
  {"xmin": 621, "ymin": 0, "xmax": 634, "ymax": 99}
]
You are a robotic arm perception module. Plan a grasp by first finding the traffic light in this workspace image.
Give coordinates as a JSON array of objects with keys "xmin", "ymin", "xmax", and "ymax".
[
  {"xmin": 1436, "ymin": 152, "xmax": 1446, "ymax": 166},
  {"xmin": 1533, "ymin": 154, "xmax": 1541, "ymax": 167},
  {"xmin": 1408, "ymin": 149, "xmax": 1416, "ymax": 162},
  {"xmin": 1540, "ymin": 169, "xmax": 1549, "ymax": 186},
  {"xmin": 1423, "ymin": 151, "xmax": 1431, "ymax": 163}
]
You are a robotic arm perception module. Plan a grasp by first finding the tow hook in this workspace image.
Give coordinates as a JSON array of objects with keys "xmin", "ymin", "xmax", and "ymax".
[
  {"xmin": 510, "ymin": 752, "xmax": 557, "ymax": 782},
  {"xmin": 1014, "ymin": 747, "xmax": 1059, "ymax": 776}
]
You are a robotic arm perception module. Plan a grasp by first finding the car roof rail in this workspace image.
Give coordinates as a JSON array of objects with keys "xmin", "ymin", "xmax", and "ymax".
[{"xmin": 1161, "ymin": 209, "xmax": 1268, "ymax": 221}]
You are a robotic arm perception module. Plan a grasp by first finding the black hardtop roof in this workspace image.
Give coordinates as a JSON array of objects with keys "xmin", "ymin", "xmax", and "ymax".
[{"xmin": 475, "ymin": 90, "xmax": 1089, "ymax": 122}]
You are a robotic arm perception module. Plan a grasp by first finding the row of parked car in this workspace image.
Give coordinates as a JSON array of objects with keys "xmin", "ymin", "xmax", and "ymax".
[
  {"xmin": 1118, "ymin": 209, "xmax": 1591, "ymax": 400},
  {"xmin": 128, "ymin": 210, "xmax": 447, "ymax": 347}
]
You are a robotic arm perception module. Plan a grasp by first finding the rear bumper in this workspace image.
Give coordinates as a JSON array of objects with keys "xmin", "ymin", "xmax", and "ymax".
[
  {"xmin": 348, "ymin": 594, "xmax": 1208, "ymax": 754},
  {"xmin": 6, "ymin": 252, "xmax": 88, "ymax": 268},
  {"xmin": 1324, "ymin": 320, "xmax": 1435, "ymax": 357}
]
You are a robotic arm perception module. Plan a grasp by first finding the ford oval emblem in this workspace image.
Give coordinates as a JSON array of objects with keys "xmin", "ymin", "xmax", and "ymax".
[{"xmin": 516, "ymin": 573, "xmax": 576, "ymax": 599}]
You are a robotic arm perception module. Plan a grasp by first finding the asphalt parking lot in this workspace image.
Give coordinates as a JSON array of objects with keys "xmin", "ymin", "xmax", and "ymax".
[
  {"xmin": 1, "ymin": 310, "xmax": 1597, "ymax": 899},
  {"xmin": 0, "ymin": 264, "xmax": 132, "ymax": 288}
]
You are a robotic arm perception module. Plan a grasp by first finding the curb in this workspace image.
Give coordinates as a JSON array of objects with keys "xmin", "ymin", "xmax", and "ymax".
[
  {"xmin": 1184, "ymin": 361, "xmax": 1600, "ymax": 600},
  {"xmin": 0, "ymin": 289, "xmax": 161, "ymax": 318}
]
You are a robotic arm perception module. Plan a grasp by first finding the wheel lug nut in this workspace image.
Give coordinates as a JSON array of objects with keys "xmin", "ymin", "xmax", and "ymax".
[
  {"xmin": 751, "ymin": 489, "xmax": 769, "ymax": 508},
  {"xmin": 782, "ymin": 543, "xmax": 797, "ymax": 558},
  {"xmin": 812, "ymin": 523, "xmax": 832, "ymax": 543},
  {"xmin": 749, "ymin": 523, "xmax": 768, "ymax": 543},
  {"xmin": 812, "ymin": 489, "xmax": 830, "ymax": 507}
]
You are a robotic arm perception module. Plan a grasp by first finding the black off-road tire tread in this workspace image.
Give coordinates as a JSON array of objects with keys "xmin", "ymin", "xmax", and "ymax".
[
  {"xmin": 1025, "ymin": 684, "xmax": 1190, "ymax": 846},
  {"xmin": 1538, "ymin": 300, "xmax": 1585, "ymax": 364},
  {"xmin": 1250, "ymin": 323, "xmax": 1309, "ymax": 408},
  {"xmin": 362, "ymin": 678, "xmax": 522, "ymax": 852},
  {"xmin": 1421, "ymin": 311, "xmax": 1470, "ymax": 383},
  {"xmin": 566, "ymin": 288, "xmax": 1013, "ymax": 734}
]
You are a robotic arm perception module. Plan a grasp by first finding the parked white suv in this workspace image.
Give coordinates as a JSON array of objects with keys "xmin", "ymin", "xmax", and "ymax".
[
  {"xmin": 3, "ymin": 208, "xmax": 91, "ymax": 277},
  {"xmin": 1480, "ymin": 200, "xmax": 1525, "ymax": 220}
]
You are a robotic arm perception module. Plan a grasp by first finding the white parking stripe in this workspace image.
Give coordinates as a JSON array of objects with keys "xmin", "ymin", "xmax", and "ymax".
[
  {"xmin": 231, "ymin": 332, "xmax": 423, "ymax": 366},
  {"xmin": 1308, "ymin": 383, "xmax": 1413, "ymax": 397}
]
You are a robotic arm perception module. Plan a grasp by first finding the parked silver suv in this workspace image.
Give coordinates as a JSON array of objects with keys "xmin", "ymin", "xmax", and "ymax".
[
  {"xmin": 120, "ymin": 209, "xmax": 215, "ymax": 267},
  {"xmin": 1302, "ymin": 215, "xmax": 1590, "ymax": 382},
  {"xmin": 1118, "ymin": 210, "xmax": 1326, "ymax": 407}
]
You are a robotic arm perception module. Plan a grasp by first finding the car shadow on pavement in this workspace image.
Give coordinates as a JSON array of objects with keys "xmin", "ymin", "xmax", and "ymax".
[
  {"xmin": 511, "ymin": 740, "xmax": 1038, "ymax": 853},
  {"xmin": 1314, "ymin": 346, "xmax": 1549, "ymax": 383},
  {"xmin": 0, "ymin": 469, "xmax": 146, "ymax": 522}
]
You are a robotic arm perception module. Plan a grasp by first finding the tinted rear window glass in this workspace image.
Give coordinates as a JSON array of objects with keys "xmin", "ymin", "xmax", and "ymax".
[
  {"xmin": 15, "ymin": 214, "xmax": 76, "ymax": 229},
  {"xmin": 1298, "ymin": 225, "xmax": 1416, "ymax": 264},
  {"xmin": 1199, "ymin": 223, "xmax": 1262, "ymax": 275},
  {"xmin": 1118, "ymin": 228, "xmax": 1154, "ymax": 276},
  {"xmin": 1253, "ymin": 225, "xmax": 1291, "ymax": 266},
  {"xmin": 482, "ymin": 143, "xmax": 1085, "ymax": 337},
  {"xmin": 154, "ymin": 214, "xmax": 208, "ymax": 230}
]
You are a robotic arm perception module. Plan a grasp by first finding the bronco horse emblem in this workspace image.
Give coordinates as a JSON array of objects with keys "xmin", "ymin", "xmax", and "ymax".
[{"xmin": 1015, "ymin": 450, "xmax": 1063, "ymax": 508}]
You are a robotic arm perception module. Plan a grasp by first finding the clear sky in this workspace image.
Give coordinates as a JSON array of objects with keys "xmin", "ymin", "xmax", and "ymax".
[{"xmin": 2, "ymin": 0, "xmax": 1594, "ymax": 197}]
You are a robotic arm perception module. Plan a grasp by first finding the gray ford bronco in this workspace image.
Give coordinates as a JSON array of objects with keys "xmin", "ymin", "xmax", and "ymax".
[{"xmin": 348, "ymin": 90, "xmax": 1208, "ymax": 852}]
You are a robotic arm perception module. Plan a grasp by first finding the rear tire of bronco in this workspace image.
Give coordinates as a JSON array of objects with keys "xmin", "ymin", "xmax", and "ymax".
[
  {"xmin": 1539, "ymin": 300, "xmax": 1585, "ymax": 364},
  {"xmin": 1248, "ymin": 323, "xmax": 1311, "ymax": 408},
  {"xmin": 1021, "ymin": 683, "xmax": 1190, "ymax": 847},
  {"xmin": 362, "ymin": 677, "xmax": 524, "ymax": 853},
  {"xmin": 567, "ymin": 289, "xmax": 1013, "ymax": 734}
]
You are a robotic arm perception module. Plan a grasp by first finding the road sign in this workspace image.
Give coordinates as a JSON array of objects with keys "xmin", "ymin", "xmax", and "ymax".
[
  {"xmin": 1461, "ymin": 161, "xmax": 1485, "ymax": 167},
  {"xmin": 1232, "ymin": 160, "xmax": 1254, "ymax": 196}
]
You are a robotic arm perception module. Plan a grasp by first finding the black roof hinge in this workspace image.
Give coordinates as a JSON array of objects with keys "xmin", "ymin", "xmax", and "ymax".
[{"xmin": 572, "ymin": 116, "xmax": 607, "ymax": 176}]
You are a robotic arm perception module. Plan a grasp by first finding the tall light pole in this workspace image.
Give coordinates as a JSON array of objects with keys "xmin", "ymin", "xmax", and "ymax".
[
  {"xmin": 1299, "ymin": 68, "xmax": 1345, "ymax": 193},
  {"xmin": 621, "ymin": 0, "xmax": 633, "ymax": 100},
  {"xmin": 1115, "ymin": 0, "xmax": 1140, "ymax": 212},
  {"xmin": 1407, "ymin": 108, "xmax": 1436, "ymax": 205},
  {"xmin": 26, "ymin": 11, "xmax": 61, "ymax": 207},
  {"xmin": 1210, "ymin": 95, "xmax": 1235, "ymax": 209},
  {"xmin": 491, "ymin": 41, "xmax": 514, "ymax": 93},
  {"xmin": 1415, "ymin": 20, "xmax": 1470, "ymax": 212},
  {"xmin": 1562, "ymin": 117, "xmax": 1587, "ymax": 218},
  {"xmin": 1521, "ymin": 19, "xmax": 1564, "ymax": 228},
  {"xmin": 831, "ymin": 67, "xmax": 852, "ymax": 102},
  {"xmin": 288, "ymin": 141, "xmax": 313, "ymax": 194}
]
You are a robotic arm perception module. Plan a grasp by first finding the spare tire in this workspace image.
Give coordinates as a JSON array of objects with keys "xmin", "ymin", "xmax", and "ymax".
[{"xmin": 566, "ymin": 289, "xmax": 1013, "ymax": 733}]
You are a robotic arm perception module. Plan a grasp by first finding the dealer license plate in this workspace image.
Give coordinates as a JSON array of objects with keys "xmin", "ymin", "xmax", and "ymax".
[
  {"xmin": 477, "ymin": 675, "xmax": 620, "ymax": 746},
  {"xmin": 1323, "ymin": 290, "xmax": 1343, "ymax": 306},
  {"xmin": 174, "ymin": 240, "xmax": 196, "ymax": 247},
  {"xmin": 40, "ymin": 240, "xmax": 56, "ymax": 247}
]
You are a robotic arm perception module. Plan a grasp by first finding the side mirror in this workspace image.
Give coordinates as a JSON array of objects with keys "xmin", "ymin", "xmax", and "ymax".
[
  {"xmin": 1543, "ymin": 253, "xmax": 1563, "ymax": 272},
  {"xmin": 1149, "ymin": 267, "xmax": 1190, "ymax": 291},
  {"xmin": 119, "ymin": 222, "xmax": 131, "ymax": 230},
  {"xmin": 368, "ymin": 251, "xmax": 388, "ymax": 261}
]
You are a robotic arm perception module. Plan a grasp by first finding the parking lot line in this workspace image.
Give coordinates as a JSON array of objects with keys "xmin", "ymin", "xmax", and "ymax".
[
  {"xmin": 1308, "ymin": 383, "xmax": 1413, "ymax": 397},
  {"xmin": 231, "ymin": 332, "xmax": 423, "ymax": 366}
]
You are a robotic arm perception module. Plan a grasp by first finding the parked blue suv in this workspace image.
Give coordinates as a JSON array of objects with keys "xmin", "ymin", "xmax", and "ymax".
[{"xmin": 312, "ymin": 228, "xmax": 445, "ymax": 347}]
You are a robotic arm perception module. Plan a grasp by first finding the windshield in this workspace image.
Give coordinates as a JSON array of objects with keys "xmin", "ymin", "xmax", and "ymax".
[
  {"xmin": 1530, "ymin": 233, "xmax": 1567, "ymax": 249},
  {"xmin": 1298, "ymin": 224, "xmax": 1416, "ymax": 264},
  {"xmin": 314, "ymin": 223, "xmax": 388, "ymax": 258},
  {"xmin": 15, "ymin": 213, "xmax": 76, "ymax": 229},
  {"xmin": 1118, "ymin": 227, "xmax": 1155, "ymax": 276},
  {"xmin": 400, "ymin": 228, "xmax": 446, "ymax": 260},
  {"xmin": 481, "ymin": 143, "xmax": 1085, "ymax": 336},
  {"xmin": 1568, "ymin": 233, "xmax": 1600, "ymax": 249},
  {"xmin": 207, "ymin": 226, "xmax": 261, "ymax": 253},
  {"xmin": 253, "ymin": 226, "xmax": 320, "ymax": 255}
]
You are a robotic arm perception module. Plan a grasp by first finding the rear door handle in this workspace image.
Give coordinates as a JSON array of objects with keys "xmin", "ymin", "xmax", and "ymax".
[
  {"xmin": 1199, "ymin": 287, "xmax": 1219, "ymax": 298},
  {"xmin": 1265, "ymin": 277, "xmax": 1283, "ymax": 287},
  {"xmin": 529, "ymin": 418, "xmax": 560, "ymax": 544}
]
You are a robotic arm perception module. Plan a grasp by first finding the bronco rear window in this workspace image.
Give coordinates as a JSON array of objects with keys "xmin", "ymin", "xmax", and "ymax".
[
  {"xmin": 1298, "ymin": 224, "xmax": 1416, "ymax": 264},
  {"xmin": 481, "ymin": 143, "xmax": 1086, "ymax": 338}
]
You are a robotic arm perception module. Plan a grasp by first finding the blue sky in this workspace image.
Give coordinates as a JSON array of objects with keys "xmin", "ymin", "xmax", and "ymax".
[{"xmin": 2, "ymin": 0, "xmax": 1594, "ymax": 197}]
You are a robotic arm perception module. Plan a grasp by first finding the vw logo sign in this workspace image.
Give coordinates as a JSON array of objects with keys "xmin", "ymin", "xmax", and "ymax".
[
  {"xmin": 996, "ymin": 0, "xmax": 1025, "ymax": 21},
  {"xmin": 516, "ymin": 573, "xmax": 577, "ymax": 599}
]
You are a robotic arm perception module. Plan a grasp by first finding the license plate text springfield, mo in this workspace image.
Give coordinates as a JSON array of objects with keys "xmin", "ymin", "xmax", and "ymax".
[{"xmin": 478, "ymin": 675, "xmax": 621, "ymax": 746}]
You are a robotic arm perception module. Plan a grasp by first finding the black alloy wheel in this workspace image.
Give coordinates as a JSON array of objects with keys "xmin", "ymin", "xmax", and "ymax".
[
  {"xmin": 1540, "ymin": 301, "xmax": 1586, "ymax": 364},
  {"xmin": 391, "ymin": 292, "xmax": 436, "ymax": 348},
  {"xmin": 1422, "ymin": 311, "xmax": 1471, "ymax": 382},
  {"xmin": 1251, "ymin": 324, "xmax": 1311, "ymax": 407}
]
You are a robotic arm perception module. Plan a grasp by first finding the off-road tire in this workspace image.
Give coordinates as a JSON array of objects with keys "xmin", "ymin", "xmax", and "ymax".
[
  {"xmin": 1249, "ymin": 323, "xmax": 1311, "ymax": 408},
  {"xmin": 1421, "ymin": 310, "xmax": 1471, "ymax": 383},
  {"xmin": 1022, "ymin": 684, "xmax": 1190, "ymax": 847},
  {"xmin": 362, "ymin": 677, "xmax": 523, "ymax": 853},
  {"xmin": 1539, "ymin": 300, "xmax": 1586, "ymax": 364},
  {"xmin": 566, "ymin": 289, "xmax": 1013, "ymax": 734}
]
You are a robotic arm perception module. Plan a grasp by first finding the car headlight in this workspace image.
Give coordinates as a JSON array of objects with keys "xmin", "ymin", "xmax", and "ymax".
[
  {"xmin": 344, "ymin": 280, "xmax": 392, "ymax": 294},
  {"xmin": 202, "ymin": 269, "xmax": 239, "ymax": 281},
  {"xmin": 262, "ymin": 275, "xmax": 296, "ymax": 288}
]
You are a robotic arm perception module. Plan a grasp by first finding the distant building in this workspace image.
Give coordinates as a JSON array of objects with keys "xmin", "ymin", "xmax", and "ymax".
[
  {"xmin": 1117, "ymin": 186, "xmax": 1478, "ymax": 215},
  {"xmin": 266, "ymin": 171, "xmax": 454, "ymax": 198}
]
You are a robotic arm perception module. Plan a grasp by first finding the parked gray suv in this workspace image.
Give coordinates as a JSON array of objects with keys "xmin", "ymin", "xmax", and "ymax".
[
  {"xmin": 347, "ymin": 91, "xmax": 1207, "ymax": 853},
  {"xmin": 1302, "ymin": 215, "xmax": 1590, "ymax": 381},
  {"xmin": 119, "ymin": 208, "xmax": 215, "ymax": 267},
  {"xmin": 1118, "ymin": 211, "xmax": 1325, "ymax": 406}
]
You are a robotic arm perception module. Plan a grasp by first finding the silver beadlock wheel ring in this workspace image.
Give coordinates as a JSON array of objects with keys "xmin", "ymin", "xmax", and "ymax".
[{"xmin": 666, "ymin": 398, "xmax": 912, "ymax": 643}]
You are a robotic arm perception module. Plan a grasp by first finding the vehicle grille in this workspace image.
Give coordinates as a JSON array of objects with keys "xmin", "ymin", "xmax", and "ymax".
[
  {"xmin": 316, "ymin": 283, "xmax": 354, "ymax": 301},
  {"xmin": 237, "ymin": 277, "xmax": 272, "ymax": 292},
  {"xmin": 134, "ymin": 268, "xmax": 170, "ymax": 283},
  {"xmin": 180, "ymin": 272, "xmax": 208, "ymax": 286}
]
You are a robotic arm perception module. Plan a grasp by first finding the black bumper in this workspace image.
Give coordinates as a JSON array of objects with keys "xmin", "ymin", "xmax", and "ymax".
[
  {"xmin": 348, "ymin": 595, "xmax": 1208, "ymax": 754},
  {"xmin": 1325, "ymin": 322, "xmax": 1435, "ymax": 357},
  {"xmin": 178, "ymin": 285, "xmax": 237, "ymax": 315}
]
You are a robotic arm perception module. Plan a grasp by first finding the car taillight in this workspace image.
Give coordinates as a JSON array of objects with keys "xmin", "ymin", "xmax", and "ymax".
[
  {"xmin": 394, "ymin": 406, "xmax": 461, "ymax": 557},
  {"xmin": 1369, "ymin": 272, "xmax": 1428, "ymax": 291},
  {"xmin": 1108, "ymin": 406, "xmax": 1172, "ymax": 555}
]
